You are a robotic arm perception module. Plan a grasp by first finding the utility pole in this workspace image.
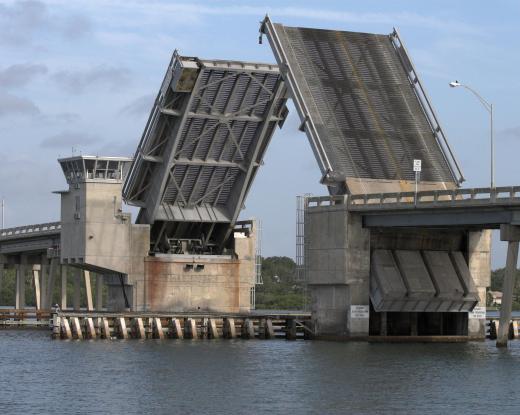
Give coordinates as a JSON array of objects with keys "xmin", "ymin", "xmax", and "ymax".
[{"xmin": 1, "ymin": 198, "xmax": 4, "ymax": 229}]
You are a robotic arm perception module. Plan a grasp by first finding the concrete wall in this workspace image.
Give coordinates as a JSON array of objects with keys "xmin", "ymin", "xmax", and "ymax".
[
  {"xmin": 129, "ymin": 230, "xmax": 256, "ymax": 313},
  {"xmin": 467, "ymin": 230, "xmax": 492, "ymax": 339},
  {"xmin": 305, "ymin": 203, "xmax": 492, "ymax": 339},
  {"xmin": 305, "ymin": 203, "xmax": 370, "ymax": 337},
  {"xmin": 60, "ymin": 171, "xmax": 257, "ymax": 314},
  {"xmin": 60, "ymin": 181, "xmax": 149, "ymax": 276}
]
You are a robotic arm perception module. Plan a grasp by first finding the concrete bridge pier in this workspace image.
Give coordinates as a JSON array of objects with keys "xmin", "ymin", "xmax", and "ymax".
[
  {"xmin": 32, "ymin": 264, "xmax": 41, "ymax": 310},
  {"xmin": 96, "ymin": 275, "xmax": 103, "ymax": 311},
  {"xmin": 73, "ymin": 268, "xmax": 81, "ymax": 311},
  {"xmin": 15, "ymin": 255, "xmax": 27, "ymax": 309},
  {"xmin": 43, "ymin": 257, "xmax": 58, "ymax": 310},
  {"xmin": 83, "ymin": 270, "xmax": 93, "ymax": 311},
  {"xmin": 60, "ymin": 265, "xmax": 67, "ymax": 309},
  {"xmin": 497, "ymin": 225, "xmax": 520, "ymax": 347},
  {"xmin": 0, "ymin": 254, "xmax": 5, "ymax": 299}
]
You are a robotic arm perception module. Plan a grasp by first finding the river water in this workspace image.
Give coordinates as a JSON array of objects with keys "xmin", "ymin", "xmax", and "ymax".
[{"xmin": 1, "ymin": 330, "xmax": 519, "ymax": 414}]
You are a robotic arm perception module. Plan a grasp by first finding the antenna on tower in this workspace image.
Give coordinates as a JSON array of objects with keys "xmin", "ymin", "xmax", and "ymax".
[{"xmin": 1, "ymin": 198, "xmax": 4, "ymax": 229}]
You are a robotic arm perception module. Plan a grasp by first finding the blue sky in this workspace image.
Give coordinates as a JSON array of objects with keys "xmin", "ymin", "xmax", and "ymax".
[{"xmin": 1, "ymin": 0, "xmax": 519, "ymax": 267}]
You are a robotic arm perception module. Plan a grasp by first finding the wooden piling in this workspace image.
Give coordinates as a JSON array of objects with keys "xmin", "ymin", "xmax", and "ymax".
[
  {"xmin": 117, "ymin": 317, "xmax": 128, "ymax": 339},
  {"xmin": 133, "ymin": 318, "xmax": 145, "ymax": 339},
  {"xmin": 286, "ymin": 318, "xmax": 297, "ymax": 340},
  {"xmin": 242, "ymin": 318, "xmax": 255, "ymax": 339},
  {"xmin": 223, "ymin": 318, "xmax": 236, "ymax": 339},
  {"xmin": 85, "ymin": 317, "xmax": 96, "ymax": 339},
  {"xmin": 209, "ymin": 318, "xmax": 219, "ymax": 338},
  {"xmin": 71, "ymin": 317, "xmax": 83, "ymax": 340},
  {"xmin": 185, "ymin": 318, "xmax": 197, "ymax": 339},
  {"xmin": 153, "ymin": 317, "xmax": 164, "ymax": 339},
  {"xmin": 101, "ymin": 317, "xmax": 111, "ymax": 339},
  {"xmin": 169, "ymin": 318, "xmax": 183, "ymax": 339},
  {"xmin": 61, "ymin": 317, "xmax": 72, "ymax": 339}
]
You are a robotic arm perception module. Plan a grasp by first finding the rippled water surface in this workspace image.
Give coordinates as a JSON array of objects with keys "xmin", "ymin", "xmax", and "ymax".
[{"xmin": 1, "ymin": 330, "xmax": 520, "ymax": 414}]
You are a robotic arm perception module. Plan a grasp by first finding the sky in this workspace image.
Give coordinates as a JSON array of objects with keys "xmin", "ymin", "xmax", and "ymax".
[{"xmin": 1, "ymin": 0, "xmax": 519, "ymax": 268}]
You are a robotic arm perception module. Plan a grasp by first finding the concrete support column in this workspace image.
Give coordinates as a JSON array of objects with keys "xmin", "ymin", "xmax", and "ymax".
[
  {"xmin": 60, "ymin": 265, "xmax": 67, "ymax": 310},
  {"xmin": 16, "ymin": 255, "xmax": 27, "ymax": 309},
  {"xmin": 40, "ymin": 256, "xmax": 47, "ymax": 311},
  {"xmin": 467, "ymin": 230, "xmax": 492, "ymax": 339},
  {"xmin": 84, "ymin": 270, "xmax": 93, "ymax": 311},
  {"xmin": 497, "ymin": 225, "xmax": 520, "ymax": 347},
  {"xmin": 96, "ymin": 275, "xmax": 103, "ymax": 311},
  {"xmin": 32, "ymin": 264, "xmax": 41, "ymax": 310},
  {"xmin": 45, "ymin": 258, "xmax": 57, "ymax": 309},
  {"xmin": 307, "ymin": 207, "xmax": 370, "ymax": 338},
  {"xmin": 0, "ymin": 254, "xmax": 6, "ymax": 303},
  {"xmin": 73, "ymin": 268, "xmax": 81, "ymax": 311}
]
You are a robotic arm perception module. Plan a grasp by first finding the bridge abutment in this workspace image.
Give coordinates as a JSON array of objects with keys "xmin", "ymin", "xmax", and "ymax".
[
  {"xmin": 305, "ymin": 196, "xmax": 492, "ymax": 340},
  {"xmin": 497, "ymin": 225, "xmax": 520, "ymax": 347}
]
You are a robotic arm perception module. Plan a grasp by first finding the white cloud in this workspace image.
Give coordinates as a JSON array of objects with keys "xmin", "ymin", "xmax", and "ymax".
[
  {"xmin": 0, "ymin": 92, "xmax": 40, "ymax": 117},
  {"xmin": 41, "ymin": 130, "xmax": 101, "ymax": 148},
  {"xmin": 52, "ymin": 65, "xmax": 131, "ymax": 94},
  {"xmin": 0, "ymin": 63, "xmax": 48, "ymax": 88}
]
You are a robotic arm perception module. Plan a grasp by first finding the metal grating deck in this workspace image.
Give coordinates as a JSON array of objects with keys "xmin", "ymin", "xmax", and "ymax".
[
  {"xmin": 261, "ymin": 17, "xmax": 463, "ymax": 193},
  {"xmin": 123, "ymin": 52, "xmax": 287, "ymax": 252}
]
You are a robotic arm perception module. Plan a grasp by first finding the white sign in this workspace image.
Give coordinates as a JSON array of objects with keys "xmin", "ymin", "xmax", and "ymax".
[
  {"xmin": 469, "ymin": 306, "xmax": 486, "ymax": 319},
  {"xmin": 350, "ymin": 305, "xmax": 369, "ymax": 319},
  {"xmin": 413, "ymin": 159, "xmax": 422, "ymax": 172}
]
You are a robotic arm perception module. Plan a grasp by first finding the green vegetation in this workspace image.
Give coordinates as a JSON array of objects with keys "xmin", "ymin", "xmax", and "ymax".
[
  {"xmin": 0, "ymin": 268, "xmax": 104, "ymax": 308},
  {"xmin": 489, "ymin": 268, "xmax": 520, "ymax": 310},
  {"xmin": 5, "ymin": 259, "xmax": 513, "ymax": 312},
  {"xmin": 255, "ymin": 256, "xmax": 308, "ymax": 310}
]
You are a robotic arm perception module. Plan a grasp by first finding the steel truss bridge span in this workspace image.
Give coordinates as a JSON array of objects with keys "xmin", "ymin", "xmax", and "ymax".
[{"xmin": 123, "ymin": 52, "xmax": 288, "ymax": 254}]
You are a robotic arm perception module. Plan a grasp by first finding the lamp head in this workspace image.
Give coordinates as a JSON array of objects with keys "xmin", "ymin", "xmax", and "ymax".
[{"xmin": 449, "ymin": 80, "xmax": 461, "ymax": 88}]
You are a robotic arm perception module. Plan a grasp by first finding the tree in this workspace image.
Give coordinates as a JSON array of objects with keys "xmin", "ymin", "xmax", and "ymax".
[{"xmin": 255, "ymin": 256, "xmax": 308, "ymax": 310}]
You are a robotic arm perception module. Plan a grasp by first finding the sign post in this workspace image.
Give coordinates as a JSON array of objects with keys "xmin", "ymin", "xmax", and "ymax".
[{"xmin": 413, "ymin": 159, "xmax": 422, "ymax": 206}]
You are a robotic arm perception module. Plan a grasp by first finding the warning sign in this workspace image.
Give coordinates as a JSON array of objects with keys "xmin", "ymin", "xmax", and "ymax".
[
  {"xmin": 469, "ymin": 306, "xmax": 486, "ymax": 319},
  {"xmin": 350, "ymin": 305, "xmax": 369, "ymax": 319}
]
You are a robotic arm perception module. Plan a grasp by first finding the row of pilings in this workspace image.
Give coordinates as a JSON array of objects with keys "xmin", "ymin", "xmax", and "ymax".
[{"xmin": 51, "ymin": 313, "xmax": 314, "ymax": 340}]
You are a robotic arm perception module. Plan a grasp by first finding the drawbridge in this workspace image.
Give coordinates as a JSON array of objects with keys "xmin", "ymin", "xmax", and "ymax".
[
  {"xmin": 123, "ymin": 52, "xmax": 288, "ymax": 254},
  {"xmin": 1, "ymin": 17, "xmax": 518, "ymax": 344}
]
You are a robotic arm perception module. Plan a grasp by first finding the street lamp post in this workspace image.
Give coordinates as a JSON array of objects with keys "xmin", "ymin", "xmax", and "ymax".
[{"xmin": 449, "ymin": 80, "xmax": 494, "ymax": 189}]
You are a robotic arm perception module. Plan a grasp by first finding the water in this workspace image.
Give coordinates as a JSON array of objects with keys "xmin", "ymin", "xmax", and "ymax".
[{"xmin": 1, "ymin": 330, "xmax": 520, "ymax": 414}]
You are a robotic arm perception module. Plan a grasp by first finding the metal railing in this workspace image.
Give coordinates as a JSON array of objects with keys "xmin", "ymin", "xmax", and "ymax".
[
  {"xmin": 346, "ymin": 186, "xmax": 520, "ymax": 210},
  {"xmin": 0, "ymin": 222, "xmax": 61, "ymax": 240}
]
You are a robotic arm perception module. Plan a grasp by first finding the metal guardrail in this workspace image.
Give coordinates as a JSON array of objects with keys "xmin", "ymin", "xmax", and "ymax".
[
  {"xmin": 0, "ymin": 222, "xmax": 61, "ymax": 240},
  {"xmin": 346, "ymin": 186, "xmax": 520, "ymax": 210}
]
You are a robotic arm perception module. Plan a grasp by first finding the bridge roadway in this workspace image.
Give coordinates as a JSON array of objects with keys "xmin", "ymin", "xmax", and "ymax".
[
  {"xmin": 0, "ymin": 222, "xmax": 61, "ymax": 255},
  {"xmin": 310, "ymin": 186, "xmax": 520, "ymax": 228},
  {"xmin": 3, "ymin": 186, "xmax": 520, "ymax": 345},
  {"xmin": 308, "ymin": 186, "xmax": 520, "ymax": 346}
]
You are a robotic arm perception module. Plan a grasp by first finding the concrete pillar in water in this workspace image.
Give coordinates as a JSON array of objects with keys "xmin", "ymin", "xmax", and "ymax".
[
  {"xmin": 32, "ymin": 264, "xmax": 41, "ymax": 310},
  {"xmin": 40, "ymin": 256, "xmax": 47, "ymax": 311},
  {"xmin": 306, "ymin": 204, "xmax": 370, "ymax": 338},
  {"xmin": 73, "ymin": 268, "xmax": 81, "ymax": 311},
  {"xmin": 45, "ymin": 257, "xmax": 57, "ymax": 309},
  {"xmin": 0, "ymin": 254, "xmax": 6, "ymax": 303},
  {"xmin": 497, "ymin": 225, "xmax": 520, "ymax": 347},
  {"xmin": 60, "ymin": 265, "xmax": 67, "ymax": 310},
  {"xmin": 84, "ymin": 270, "xmax": 93, "ymax": 311},
  {"xmin": 16, "ymin": 255, "xmax": 27, "ymax": 309},
  {"xmin": 467, "ymin": 230, "xmax": 492, "ymax": 339},
  {"xmin": 95, "ymin": 274, "xmax": 103, "ymax": 311}
]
